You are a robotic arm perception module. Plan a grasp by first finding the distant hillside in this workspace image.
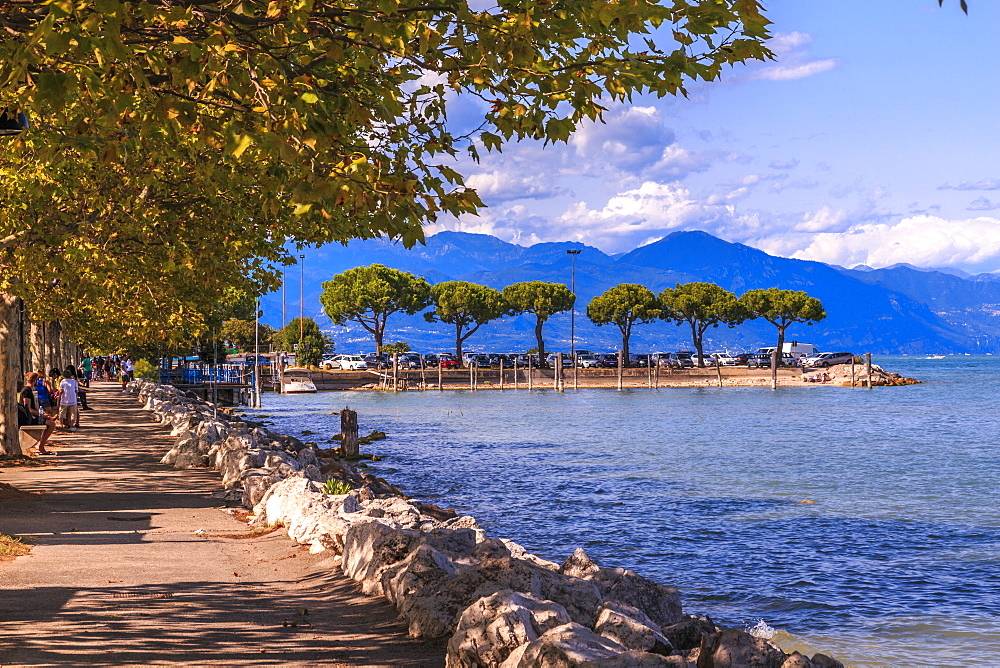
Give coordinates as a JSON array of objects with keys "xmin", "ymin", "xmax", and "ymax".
[{"xmin": 260, "ymin": 230, "xmax": 995, "ymax": 355}]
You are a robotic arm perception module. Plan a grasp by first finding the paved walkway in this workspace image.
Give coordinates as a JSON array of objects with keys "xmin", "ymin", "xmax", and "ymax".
[{"xmin": 0, "ymin": 383, "xmax": 444, "ymax": 666}]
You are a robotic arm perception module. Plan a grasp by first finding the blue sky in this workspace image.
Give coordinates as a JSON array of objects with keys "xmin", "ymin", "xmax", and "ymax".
[{"xmin": 422, "ymin": 0, "xmax": 1000, "ymax": 273}]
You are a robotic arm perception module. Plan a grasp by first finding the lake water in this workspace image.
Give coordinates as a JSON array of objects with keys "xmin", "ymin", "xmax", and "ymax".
[{"xmin": 247, "ymin": 356, "xmax": 1000, "ymax": 667}]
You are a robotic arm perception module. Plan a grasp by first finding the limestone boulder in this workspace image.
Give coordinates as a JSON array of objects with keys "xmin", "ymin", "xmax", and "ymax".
[
  {"xmin": 696, "ymin": 628, "xmax": 787, "ymax": 668},
  {"xmin": 660, "ymin": 616, "xmax": 718, "ymax": 652},
  {"xmin": 594, "ymin": 602, "xmax": 673, "ymax": 656},
  {"xmin": 500, "ymin": 622, "xmax": 627, "ymax": 667},
  {"xmin": 381, "ymin": 543, "xmax": 462, "ymax": 638},
  {"xmin": 253, "ymin": 477, "xmax": 360, "ymax": 553},
  {"xmin": 560, "ymin": 549, "xmax": 683, "ymax": 628},
  {"xmin": 341, "ymin": 520, "xmax": 423, "ymax": 590},
  {"xmin": 446, "ymin": 590, "xmax": 572, "ymax": 667}
]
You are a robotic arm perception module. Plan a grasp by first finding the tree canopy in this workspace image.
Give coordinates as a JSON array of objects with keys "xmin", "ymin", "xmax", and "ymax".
[
  {"xmin": 425, "ymin": 281, "xmax": 506, "ymax": 362},
  {"xmin": 740, "ymin": 288, "xmax": 825, "ymax": 388},
  {"xmin": 220, "ymin": 318, "xmax": 276, "ymax": 352},
  {"xmin": 272, "ymin": 316, "xmax": 331, "ymax": 366},
  {"xmin": 502, "ymin": 281, "xmax": 574, "ymax": 363},
  {"xmin": 659, "ymin": 282, "xmax": 743, "ymax": 367},
  {"xmin": 320, "ymin": 264, "xmax": 431, "ymax": 353},
  {"xmin": 586, "ymin": 284, "xmax": 660, "ymax": 362}
]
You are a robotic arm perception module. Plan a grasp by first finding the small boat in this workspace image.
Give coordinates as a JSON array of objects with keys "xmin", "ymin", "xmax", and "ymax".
[
  {"xmin": 282, "ymin": 369, "xmax": 317, "ymax": 394},
  {"xmin": 926, "ymin": 355, "xmax": 945, "ymax": 360}
]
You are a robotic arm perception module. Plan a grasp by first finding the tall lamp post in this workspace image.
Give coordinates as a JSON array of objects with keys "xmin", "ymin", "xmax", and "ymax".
[
  {"xmin": 566, "ymin": 249, "xmax": 581, "ymax": 358},
  {"xmin": 299, "ymin": 254, "xmax": 305, "ymax": 342}
]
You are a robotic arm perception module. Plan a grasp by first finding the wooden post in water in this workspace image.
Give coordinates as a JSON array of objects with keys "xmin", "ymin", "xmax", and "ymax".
[
  {"xmin": 851, "ymin": 357, "xmax": 856, "ymax": 388},
  {"xmin": 527, "ymin": 356, "xmax": 533, "ymax": 390},
  {"xmin": 573, "ymin": 353, "xmax": 579, "ymax": 391},
  {"xmin": 419, "ymin": 354, "xmax": 426, "ymax": 390},
  {"xmin": 647, "ymin": 357, "xmax": 652, "ymax": 388},
  {"xmin": 617, "ymin": 351, "xmax": 624, "ymax": 391},
  {"xmin": 341, "ymin": 408, "xmax": 359, "ymax": 459},
  {"xmin": 392, "ymin": 354, "xmax": 399, "ymax": 392},
  {"xmin": 654, "ymin": 355, "xmax": 659, "ymax": 389},
  {"xmin": 499, "ymin": 359, "xmax": 504, "ymax": 391},
  {"xmin": 865, "ymin": 352, "xmax": 872, "ymax": 390},
  {"xmin": 438, "ymin": 359, "xmax": 443, "ymax": 391},
  {"xmin": 513, "ymin": 358, "xmax": 519, "ymax": 390},
  {"xmin": 556, "ymin": 353, "xmax": 564, "ymax": 392},
  {"xmin": 715, "ymin": 358, "xmax": 723, "ymax": 388}
]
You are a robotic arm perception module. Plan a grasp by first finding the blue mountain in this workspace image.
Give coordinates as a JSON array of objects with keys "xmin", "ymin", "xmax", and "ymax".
[{"xmin": 261, "ymin": 230, "xmax": 992, "ymax": 355}]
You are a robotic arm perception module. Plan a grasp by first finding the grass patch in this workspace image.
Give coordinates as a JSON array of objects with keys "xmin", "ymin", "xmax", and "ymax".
[{"xmin": 0, "ymin": 533, "xmax": 32, "ymax": 561}]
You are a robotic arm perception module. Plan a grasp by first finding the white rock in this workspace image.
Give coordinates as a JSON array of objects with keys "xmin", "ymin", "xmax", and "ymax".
[{"xmin": 446, "ymin": 590, "xmax": 572, "ymax": 667}]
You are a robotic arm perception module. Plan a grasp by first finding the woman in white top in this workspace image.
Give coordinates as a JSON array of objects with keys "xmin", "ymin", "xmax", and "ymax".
[{"xmin": 59, "ymin": 365, "xmax": 80, "ymax": 431}]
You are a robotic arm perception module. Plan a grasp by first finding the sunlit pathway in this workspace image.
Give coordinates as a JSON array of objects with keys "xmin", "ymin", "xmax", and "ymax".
[{"xmin": 0, "ymin": 382, "xmax": 443, "ymax": 666}]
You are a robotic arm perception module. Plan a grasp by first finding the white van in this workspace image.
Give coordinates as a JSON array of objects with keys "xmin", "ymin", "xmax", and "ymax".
[{"xmin": 758, "ymin": 342, "xmax": 819, "ymax": 359}]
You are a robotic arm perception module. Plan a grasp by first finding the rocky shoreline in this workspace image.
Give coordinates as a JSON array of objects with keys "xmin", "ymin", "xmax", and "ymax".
[{"xmin": 129, "ymin": 378, "xmax": 846, "ymax": 667}]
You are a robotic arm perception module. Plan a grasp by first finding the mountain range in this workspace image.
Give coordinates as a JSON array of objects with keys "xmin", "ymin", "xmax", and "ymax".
[{"xmin": 260, "ymin": 230, "xmax": 1000, "ymax": 355}]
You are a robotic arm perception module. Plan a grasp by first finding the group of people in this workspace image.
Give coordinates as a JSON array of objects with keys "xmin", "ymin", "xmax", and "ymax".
[
  {"xmin": 16, "ymin": 361, "xmax": 93, "ymax": 455},
  {"xmin": 87, "ymin": 355, "xmax": 135, "ymax": 387}
]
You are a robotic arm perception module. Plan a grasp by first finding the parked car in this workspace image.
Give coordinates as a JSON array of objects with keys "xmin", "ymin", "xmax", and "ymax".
[
  {"xmin": 804, "ymin": 352, "xmax": 855, "ymax": 368},
  {"xmin": 731, "ymin": 352, "xmax": 755, "ymax": 366},
  {"xmin": 672, "ymin": 352, "xmax": 695, "ymax": 368},
  {"xmin": 575, "ymin": 353, "xmax": 601, "ymax": 368},
  {"xmin": 323, "ymin": 354, "xmax": 368, "ymax": 371},
  {"xmin": 469, "ymin": 354, "xmax": 492, "ymax": 369},
  {"xmin": 426, "ymin": 353, "xmax": 461, "ymax": 369},
  {"xmin": 628, "ymin": 354, "xmax": 650, "ymax": 368},
  {"xmin": 490, "ymin": 354, "xmax": 515, "ymax": 368},
  {"xmin": 597, "ymin": 353, "xmax": 620, "ymax": 368},
  {"xmin": 709, "ymin": 352, "xmax": 738, "ymax": 366},
  {"xmin": 545, "ymin": 353, "xmax": 574, "ymax": 368},
  {"xmin": 747, "ymin": 352, "xmax": 797, "ymax": 368},
  {"xmin": 398, "ymin": 353, "xmax": 423, "ymax": 369},
  {"xmin": 362, "ymin": 354, "xmax": 390, "ymax": 369}
]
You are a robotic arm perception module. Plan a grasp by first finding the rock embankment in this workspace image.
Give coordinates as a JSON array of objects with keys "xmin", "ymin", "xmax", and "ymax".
[
  {"xmin": 803, "ymin": 363, "xmax": 920, "ymax": 387},
  {"xmin": 129, "ymin": 379, "xmax": 845, "ymax": 668}
]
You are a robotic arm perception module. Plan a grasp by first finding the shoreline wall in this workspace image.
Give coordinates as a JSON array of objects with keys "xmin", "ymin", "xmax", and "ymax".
[{"xmin": 128, "ymin": 379, "xmax": 846, "ymax": 668}]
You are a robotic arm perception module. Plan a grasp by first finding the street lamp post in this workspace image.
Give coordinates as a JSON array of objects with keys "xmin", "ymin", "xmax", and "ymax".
[
  {"xmin": 299, "ymin": 254, "xmax": 305, "ymax": 342},
  {"xmin": 567, "ymin": 249, "xmax": 582, "ymax": 358}
]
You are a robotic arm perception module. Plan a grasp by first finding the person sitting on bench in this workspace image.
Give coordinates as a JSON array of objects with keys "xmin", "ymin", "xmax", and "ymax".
[{"xmin": 19, "ymin": 372, "xmax": 55, "ymax": 454}]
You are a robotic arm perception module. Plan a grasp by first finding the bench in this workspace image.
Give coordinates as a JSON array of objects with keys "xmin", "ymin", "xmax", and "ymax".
[{"xmin": 17, "ymin": 425, "xmax": 48, "ymax": 456}]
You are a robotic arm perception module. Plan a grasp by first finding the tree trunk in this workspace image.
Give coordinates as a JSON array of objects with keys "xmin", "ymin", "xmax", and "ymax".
[
  {"xmin": 773, "ymin": 325, "xmax": 787, "ymax": 391},
  {"xmin": 455, "ymin": 324, "xmax": 464, "ymax": 364},
  {"xmin": 0, "ymin": 293, "xmax": 22, "ymax": 455},
  {"xmin": 29, "ymin": 320, "xmax": 43, "ymax": 374},
  {"xmin": 374, "ymin": 327, "xmax": 384, "ymax": 355},
  {"xmin": 535, "ymin": 317, "xmax": 546, "ymax": 366},
  {"xmin": 691, "ymin": 320, "xmax": 705, "ymax": 367},
  {"xmin": 620, "ymin": 323, "xmax": 631, "ymax": 364}
]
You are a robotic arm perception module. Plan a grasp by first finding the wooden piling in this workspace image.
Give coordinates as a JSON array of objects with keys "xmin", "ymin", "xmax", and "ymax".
[
  {"xmin": 617, "ymin": 351, "xmax": 623, "ymax": 391},
  {"xmin": 647, "ymin": 357, "xmax": 652, "ymax": 388},
  {"xmin": 392, "ymin": 354, "xmax": 399, "ymax": 392},
  {"xmin": 654, "ymin": 355, "xmax": 659, "ymax": 389},
  {"xmin": 851, "ymin": 357, "xmax": 856, "ymax": 388},
  {"xmin": 419, "ymin": 354, "xmax": 426, "ymax": 389},
  {"xmin": 573, "ymin": 353, "xmax": 578, "ymax": 391},
  {"xmin": 499, "ymin": 360, "xmax": 504, "ymax": 391},
  {"xmin": 528, "ymin": 356, "xmax": 533, "ymax": 390},
  {"xmin": 341, "ymin": 408, "xmax": 359, "ymax": 459},
  {"xmin": 556, "ymin": 353, "xmax": 564, "ymax": 392},
  {"xmin": 715, "ymin": 358, "xmax": 723, "ymax": 388},
  {"xmin": 514, "ymin": 358, "xmax": 519, "ymax": 390},
  {"xmin": 438, "ymin": 359, "xmax": 443, "ymax": 390},
  {"xmin": 865, "ymin": 352, "xmax": 872, "ymax": 390}
]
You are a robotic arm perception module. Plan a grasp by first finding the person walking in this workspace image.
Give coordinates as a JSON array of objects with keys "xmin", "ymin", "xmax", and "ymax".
[
  {"xmin": 20, "ymin": 373, "xmax": 55, "ymax": 454},
  {"xmin": 81, "ymin": 356, "xmax": 92, "ymax": 387},
  {"xmin": 120, "ymin": 356, "xmax": 135, "ymax": 391},
  {"xmin": 58, "ymin": 366, "xmax": 80, "ymax": 431}
]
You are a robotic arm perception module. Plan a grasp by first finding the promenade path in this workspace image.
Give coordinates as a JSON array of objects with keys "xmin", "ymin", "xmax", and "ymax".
[{"xmin": 0, "ymin": 382, "xmax": 444, "ymax": 667}]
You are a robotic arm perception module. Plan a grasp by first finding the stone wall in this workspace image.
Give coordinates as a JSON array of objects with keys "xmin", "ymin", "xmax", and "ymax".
[{"xmin": 128, "ymin": 379, "xmax": 844, "ymax": 668}]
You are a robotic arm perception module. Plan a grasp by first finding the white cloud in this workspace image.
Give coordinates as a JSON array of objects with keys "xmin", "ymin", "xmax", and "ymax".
[
  {"xmin": 465, "ymin": 170, "xmax": 565, "ymax": 201},
  {"xmin": 939, "ymin": 178, "xmax": 1000, "ymax": 191},
  {"xmin": 747, "ymin": 32, "xmax": 838, "ymax": 82},
  {"xmin": 789, "ymin": 215, "xmax": 1000, "ymax": 270},
  {"xmin": 967, "ymin": 197, "xmax": 1000, "ymax": 211}
]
